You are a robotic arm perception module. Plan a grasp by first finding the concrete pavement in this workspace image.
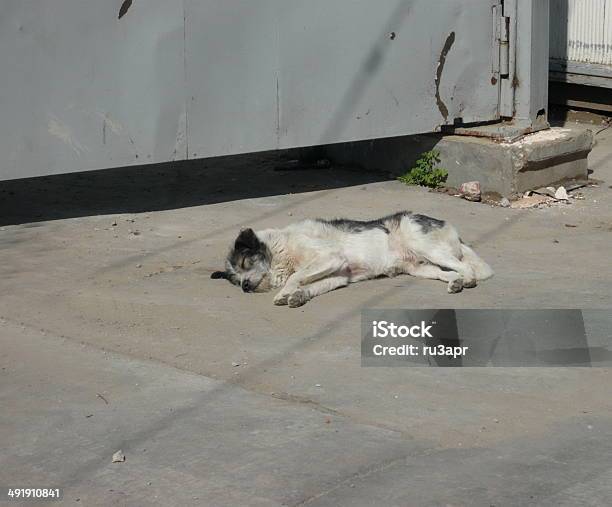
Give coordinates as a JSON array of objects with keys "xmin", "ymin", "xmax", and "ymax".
[{"xmin": 1, "ymin": 123, "xmax": 612, "ymax": 506}]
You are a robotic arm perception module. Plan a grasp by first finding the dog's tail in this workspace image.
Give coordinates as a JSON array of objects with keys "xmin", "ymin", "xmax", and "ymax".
[{"xmin": 460, "ymin": 243, "xmax": 494, "ymax": 280}]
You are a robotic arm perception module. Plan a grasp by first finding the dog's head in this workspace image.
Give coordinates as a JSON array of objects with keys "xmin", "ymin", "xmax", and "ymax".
[{"xmin": 211, "ymin": 228, "xmax": 273, "ymax": 293}]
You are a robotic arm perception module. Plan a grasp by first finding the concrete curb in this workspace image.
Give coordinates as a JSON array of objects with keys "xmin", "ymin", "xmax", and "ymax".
[{"xmin": 323, "ymin": 127, "xmax": 594, "ymax": 197}]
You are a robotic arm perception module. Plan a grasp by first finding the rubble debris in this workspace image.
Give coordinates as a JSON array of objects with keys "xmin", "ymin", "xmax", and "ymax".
[
  {"xmin": 112, "ymin": 450, "xmax": 126, "ymax": 463},
  {"xmin": 510, "ymin": 195, "xmax": 552, "ymax": 209},
  {"xmin": 458, "ymin": 181, "xmax": 481, "ymax": 202},
  {"xmin": 554, "ymin": 186, "xmax": 569, "ymax": 200},
  {"xmin": 445, "ymin": 179, "xmax": 590, "ymax": 209},
  {"xmin": 533, "ymin": 186, "xmax": 557, "ymax": 198},
  {"xmin": 508, "ymin": 182, "xmax": 590, "ymax": 208}
]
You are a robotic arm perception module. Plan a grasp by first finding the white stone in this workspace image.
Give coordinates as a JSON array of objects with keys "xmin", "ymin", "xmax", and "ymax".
[
  {"xmin": 112, "ymin": 450, "xmax": 125, "ymax": 463},
  {"xmin": 554, "ymin": 186, "xmax": 569, "ymax": 200}
]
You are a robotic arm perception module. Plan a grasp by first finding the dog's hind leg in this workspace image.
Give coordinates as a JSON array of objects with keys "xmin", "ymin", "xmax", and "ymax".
[
  {"xmin": 403, "ymin": 263, "xmax": 464, "ymax": 293},
  {"xmin": 286, "ymin": 276, "xmax": 349, "ymax": 307}
]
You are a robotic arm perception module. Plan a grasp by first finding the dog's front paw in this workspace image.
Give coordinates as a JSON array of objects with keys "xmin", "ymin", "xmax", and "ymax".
[
  {"xmin": 288, "ymin": 288, "xmax": 309, "ymax": 308},
  {"xmin": 274, "ymin": 293, "xmax": 289, "ymax": 306},
  {"xmin": 447, "ymin": 279, "xmax": 464, "ymax": 294}
]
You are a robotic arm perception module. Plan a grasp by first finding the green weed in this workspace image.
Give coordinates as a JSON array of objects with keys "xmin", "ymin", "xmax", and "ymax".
[{"xmin": 397, "ymin": 150, "xmax": 448, "ymax": 188}]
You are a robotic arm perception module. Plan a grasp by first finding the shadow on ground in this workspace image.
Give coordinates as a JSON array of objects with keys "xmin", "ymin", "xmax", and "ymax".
[{"xmin": 0, "ymin": 150, "xmax": 392, "ymax": 226}]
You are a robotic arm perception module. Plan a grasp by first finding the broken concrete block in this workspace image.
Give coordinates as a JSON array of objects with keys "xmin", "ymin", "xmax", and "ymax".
[{"xmin": 321, "ymin": 127, "xmax": 593, "ymax": 196}]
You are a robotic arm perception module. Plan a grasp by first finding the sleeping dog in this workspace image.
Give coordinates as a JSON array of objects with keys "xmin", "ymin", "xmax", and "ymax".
[{"xmin": 211, "ymin": 211, "xmax": 493, "ymax": 307}]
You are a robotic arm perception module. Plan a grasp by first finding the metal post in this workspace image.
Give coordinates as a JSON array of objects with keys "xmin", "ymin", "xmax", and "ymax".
[{"xmin": 501, "ymin": 0, "xmax": 550, "ymax": 131}]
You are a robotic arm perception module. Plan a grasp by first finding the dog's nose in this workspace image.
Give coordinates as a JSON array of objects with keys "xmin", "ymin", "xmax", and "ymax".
[{"xmin": 241, "ymin": 280, "xmax": 252, "ymax": 292}]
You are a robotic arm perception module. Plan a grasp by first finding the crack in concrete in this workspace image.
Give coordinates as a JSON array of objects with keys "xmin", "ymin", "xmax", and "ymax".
[{"xmin": 292, "ymin": 453, "xmax": 412, "ymax": 506}]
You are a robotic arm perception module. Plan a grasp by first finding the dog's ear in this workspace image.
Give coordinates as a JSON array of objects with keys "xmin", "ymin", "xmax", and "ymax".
[
  {"xmin": 235, "ymin": 228, "xmax": 259, "ymax": 251},
  {"xmin": 211, "ymin": 270, "xmax": 229, "ymax": 280}
]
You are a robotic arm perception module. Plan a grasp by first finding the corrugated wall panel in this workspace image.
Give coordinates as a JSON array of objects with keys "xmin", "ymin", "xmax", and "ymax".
[
  {"xmin": 605, "ymin": 0, "xmax": 612, "ymax": 65},
  {"xmin": 550, "ymin": 0, "xmax": 610, "ymax": 64}
]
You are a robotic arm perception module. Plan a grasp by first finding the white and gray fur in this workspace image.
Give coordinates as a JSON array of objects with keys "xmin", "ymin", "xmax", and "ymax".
[{"xmin": 211, "ymin": 211, "xmax": 493, "ymax": 307}]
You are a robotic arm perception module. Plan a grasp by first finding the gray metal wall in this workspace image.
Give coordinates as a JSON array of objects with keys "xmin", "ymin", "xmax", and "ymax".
[{"xmin": 2, "ymin": 1, "xmax": 513, "ymax": 180}]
